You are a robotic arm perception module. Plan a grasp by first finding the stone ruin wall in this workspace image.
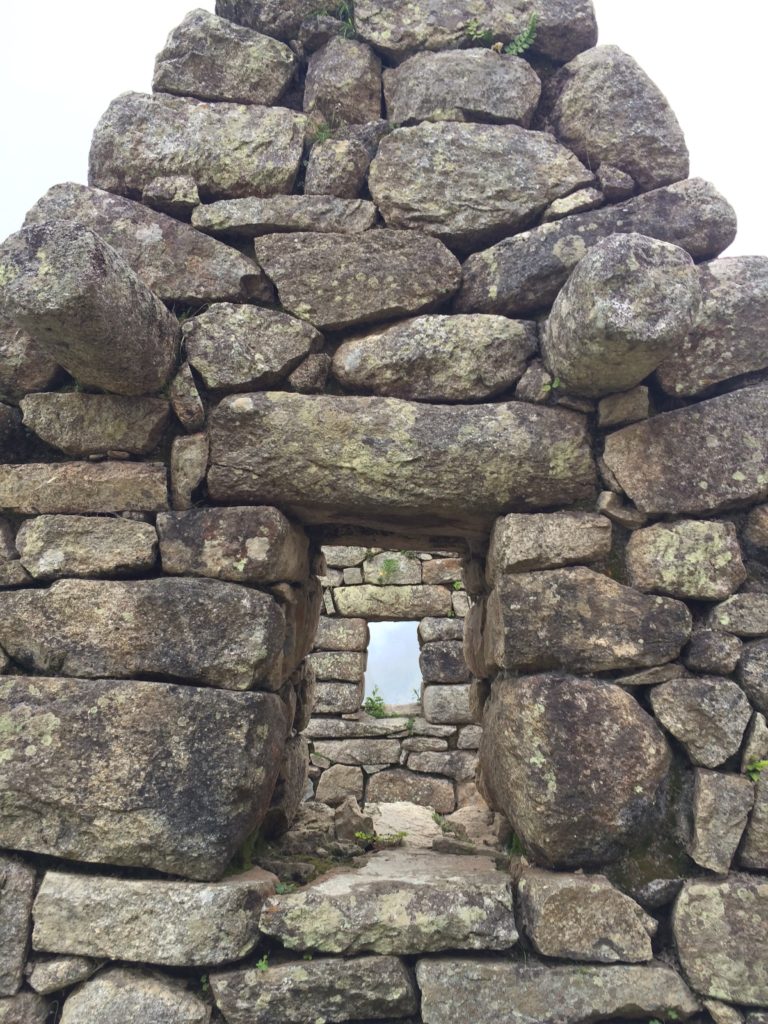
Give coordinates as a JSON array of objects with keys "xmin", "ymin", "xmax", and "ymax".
[
  {"xmin": 0, "ymin": 0, "xmax": 767, "ymax": 1021},
  {"xmin": 309, "ymin": 545, "xmax": 478, "ymax": 813}
]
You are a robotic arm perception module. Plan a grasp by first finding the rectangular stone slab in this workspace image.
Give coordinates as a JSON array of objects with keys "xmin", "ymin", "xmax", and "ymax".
[
  {"xmin": 603, "ymin": 384, "xmax": 768, "ymax": 515},
  {"xmin": 0, "ymin": 463, "xmax": 168, "ymax": 514},
  {"xmin": 207, "ymin": 393, "xmax": 595, "ymax": 538},
  {"xmin": 0, "ymin": 677, "xmax": 286, "ymax": 879}
]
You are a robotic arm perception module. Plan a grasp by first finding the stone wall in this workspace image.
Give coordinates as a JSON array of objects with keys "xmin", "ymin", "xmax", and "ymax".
[
  {"xmin": 307, "ymin": 545, "xmax": 478, "ymax": 812},
  {"xmin": 0, "ymin": 0, "xmax": 766, "ymax": 1020}
]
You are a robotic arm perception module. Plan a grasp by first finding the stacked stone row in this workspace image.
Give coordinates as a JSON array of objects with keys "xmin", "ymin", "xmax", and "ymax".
[{"xmin": 0, "ymin": 0, "xmax": 767, "ymax": 1019}]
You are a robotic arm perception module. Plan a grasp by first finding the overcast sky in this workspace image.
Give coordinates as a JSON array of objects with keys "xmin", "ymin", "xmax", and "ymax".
[{"xmin": 1, "ymin": 0, "xmax": 766, "ymax": 251}]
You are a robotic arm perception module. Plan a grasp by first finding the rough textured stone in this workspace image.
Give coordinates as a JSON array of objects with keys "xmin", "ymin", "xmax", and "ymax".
[
  {"xmin": 650, "ymin": 677, "xmax": 752, "ymax": 768},
  {"xmin": 367, "ymin": 769, "xmax": 455, "ymax": 813},
  {"xmin": 354, "ymin": 0, "xmax": 598, "ymax": 63},
  {"xmin": 312, "ymin": 739, "xmax": 401, "ymax": 766},
  {"xmin": 24, "ymin": 182, "xmax": 268, "ymax": 304},
  {"xmin": 158, "ymin": 506, "xmax": 309, "ymax": 584},
  {"xmin": 0, "ymin": 577, "xmax": 286, "ymax": 691},
  {"xmin": 363, "ymin": 552, "xmax": 422, "ymax": 586},
  {"xmin": 690, "ymin": 769, "xmax": 754, "ymax": 873},
  {"xmin": 304, "ymin": 137, "xmax": 370, "ymax": 198},
  {"xmin": 416, "ymin": 958, "xmax": 699, "ymax": 1024},
  {"xmin": 184, "ymin": 303, "xmax": 321, "ymax": 394},
  {"xmin": 480, "ymin": 568, "xmax": 691, "ymax": 674},
  {"xmin": 169, "ymin": 361, "xmax": 206, "ymax": 432},
  {"xmin": 408, "ymin": 751, "xmax": 477, "ymax": 781},
  {"xmin": 550, "ymin": 46, "xmax": 688, "ymax": 192},
  {"xmin": 603, "ymin": 386, "xmax": 768, "ymax": 515},
  {"xmin": 0, "ymin": 856, "xmax": 35, "ymax": 997},
  {"xmin": 674, "ymin": 876, "xmax": 768, "ymax": 1004},
  {"xmin": 32, "ymin": 869, "xmax": 275, "ymax": 967},
  {"xmin": 170, "ymin": 432, "xmax": 208, "ymax": 510},
  {"xmin": 541, "ymin": 187, "xmax": 604, "ymax": 222},
  {"xmin": 211, "ymin": 955, "xmax": 417, "ymax": 1024},
  {"xmin": 597, "ymin": 386, "xmax": 649, "ymax": 428},
  {"xmin": 60, "ymin": 967, "xmax": 210, "ymax": 1024},
  {"xmin": 304, "ymin": 718, "xmax": 411, "ymax": 740},
  {"xmin": 27, "ymin": 956, "xmax": 101, "ymax": 995},
  {"xmin": 384, "ymin": 49, "xmax": 540, "ymax": 126},
  {"xmin": 626, "ymin": 520, "xmax": 746, "ymax": 600},
  {"xmin": 214, "ymin": 0, "xmax": 317, "ymax": 40},
  {"xmin": 517, "ymin": 868, "xmax": 656, "ymax": 963},
  {"xmin": 422, "ymin": 558, "xmax": 462, "ymax": 586},
  {"xmin": 746, "ymin": 505, "xmax": 768, "ymax": 549},
  {"xmin": 260, "ymin": 849, "xmax": 515, "ymax": 954},
  {"xmin": 657, "ymin": 256, "xmax": 768, "ymax": 396},
  {"xmin": 542, "ymin": 233, "xmax": 700, "ymax": 398},
  {"xmin": 0, "ymin": 992, "xmax": 48, "ymax": 1024},
  {"xmin": 305, "ymin": 38, "xmax": 382, "ymax": 125},
  {"xmin": 711, "ymin": 594, "xmax": 768, "ymax": 638},
  {"xmin": 742, "ymin": 713, "xmax": 768, "ymax": 773},
  {"xmin": 89, "ymin": 92, "xmax": 305, "ymax": 201},
  {"xmin": 153, "ymin": 9, "xmax": 296, "ymax": 105},
  {"xmin": 193, "ymin": 195, "xmax": 376, "ymax": 237},
  {"xmin": 253, "ymin": 230, "xmax": 461, "ymax": 331},
  {"xmin": 20, "ymin": 393, "xmax": 170, "ymax": 456},
  {"xmin": 333, "ymin": 585, "xmax": 453, "ymax": 619},
  {"xmin": 480, "ymin": 674, "xmax": 671, "ymax": 867},
  {"xmin": 0, "ymin": 223, "xmax": 179, "ymax": 396},
  {"xmin": 333, "ymin": 315, "xmax": 537, "ymax": 402},
  {"xmin": 0, "ymin": 677, "xmax": 285, "ymax": 879},
  {"xmin": 685, "ymin": 629, "xmax": 742, "ymax": 675},
  {"xmin": 0, "ymin": 318, "xmax": 60, "ymax": 403},
  {"xmin": 314, "ymin": 681, "xmax": 363, "ymax": 714},
  {"xmin": 315, "ymin": 764, "xmax": 365, "ymax": 806},
  {"xmin": 208, "ymin": 393, "xmax": 595, "ymax": 537},
  {"xmin": 0, "ymin": 463, "xmax": 168, "ymax": 514},
  {"xmin": 16, "ymin": 516, "xmax": 157, "ymax": 579},
  {"xmin": 487, "ymin": 511, "xmax": 611, "ymax": 580},
  {"xmin": 142, "ymin": 173, "xmax": 200, "ymax": 216},
  {"xmin": 420, "ymin": 642, "xmax": 469, "ymax": 684},
  {"xmin": 314, "ymin": 618, "xmax": 369, "ymax": 652},
  {"xmin": 456, "ymin": 178, "xmax": 736, "ymax": 316},
  {"xmin": 741, "ymin": 777, "xmax": 768, "ymax": 870},
  {"xmin": 308, "ymin": 652, "xmax": 366, "ymax": 683},
  {"xmin": 740, "ymin": 641, "xmax": 768, "ymax": 715},
  {"xmin": 369, "ymin": 122, "xmax": 592, "ymax": 250}
]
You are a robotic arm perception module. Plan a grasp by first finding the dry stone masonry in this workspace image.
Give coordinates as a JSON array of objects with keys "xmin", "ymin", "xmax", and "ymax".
[{"xmin": 0, "ymin": 0, "xmax": 766, "ymax": 1020}]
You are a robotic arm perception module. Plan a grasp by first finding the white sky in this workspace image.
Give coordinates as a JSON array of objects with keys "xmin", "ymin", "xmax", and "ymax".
[{"xmin": 1, "ymin": 0, "xmax": 767, "ymax": 251}]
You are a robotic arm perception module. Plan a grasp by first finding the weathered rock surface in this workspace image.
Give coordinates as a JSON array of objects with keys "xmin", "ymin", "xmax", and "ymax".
[
  {"xmin": 312, "ymin": 739, "xmax": 401, "ymax": 766},
  {"xmin": 208, "ymin": 393, "xmax": 595, "ymax": 537},
  {"xmin": 0, "ymin": 677, "xmax": 285, "ymax": 879},
  {"xmin": 741, "ymin": 777, "xmax": 768, "ymax": 870},
  {"xmin": 315, "ymin": 764, "xmax": 365, "ymax": 806},
  {"xmin": 214, "ymin": 0, "xmax": 317, "ymax": 40},
  {"xmin": 170, "ymin": 362, "xmax": 206, "ymax": 431},
  {"xmin": 211, "ymin": 955, "xmax": 418, "ymax": 1024},
  {"xmin": 0, "ymin": 578, "xmax": 286, "ymax": 690},
  {"xmin": 597, "ymin": 385, "xmax": 649, "ymax": 428},
  {"xmin": 550, "ymin": 46, "xmax": 688, "ymax": 192},
  {"xmin": 32, "ymin": 869, "xmax": 275, "ymax": 967},
  {"xmin": 24, "ymin": 182, "xmax": 268, "ymax": 304},
  {"xmin": 486, "ymin": 511, "xmax": 611, "ymax": 580},
  {"xmin": 416, "ymin": 958, "xmax": 699, "ymax": 1024},
  {"xmin": 420, "ymin": 642, "xmax": 469, "ymax": 684},
  {"xmin": 192, "ymin": 195, "xmax": 376, "ymax": 237},
  {"xmin": 27, "ymin": 956, "xmax": 102, "ymax": 995},
  {"xmin": 369, "ymin": 122, "xmax": 592, "ymax": 249},
  {"xmin": 746, "ymin": 504, "xmax": 768, "ymax": 549},
  {"xmin": 650, "ymin": 676, "xmax": 752, "ymax": 768},
  {"xmin": 304, "ymin": 37, "xmax": 382, "ymax": 125},
  {"xmin": 332, "ymin": 314, "xmax": 537, "ymax": 402},
  {"xmin": 456, "ymin": 178, "xmax": 736, "ymax": 315},
  {"xmin": 304, "ymin": 137, "xmax": 371, "ymax": 198},
  {"xmin": 183, "ymin": 303, "xmax": 321, "ymax": 392},
  {"xmin": 0, "ymin": 463, "xmax": 168, "ymax": 514},
  {"xmin": 20, "ymin": 393, "xmax": 170, "ymax": 456},
  {"xmin": 314, "ymin": 618, "xmax": 369, "ymax": 651},
  {"xmin": 354, "ymin": 0, "xmax": 598, "ymax": 63},
  {"xmin": 153, "ymin": 9, "xmax": 296, "ymax": 105},
  {"xmin": 422, "ymin": 685, "xmax": 473, "ymax": 725},
  {"xmin": 0, "ymin": 855, "xmax": 35, "ymax": 996},
  {"xmin": 674, "ymin": 876, "xmax": 768, "ymax": 1004},
  {"xmin": 710, "ymin": 594, "xmax": 768, "ymax": 638},
  {"xmin": 260, "ymin": 849, "xmax": 515, "ymax": 954},
  {"xmin": 0, "ymin": 318, "xmax": 60, "ymax": 402},
  {"xmin": 253, "ymin": 230, "xmax": 461, "ymax": 331},
  {"xmin": 517, "ymin": 868, "xmax": 656, "ymax": 963},
  {"xmin": 384, "ymin": 50, "xmax": 540, "ymax": 126},
  {"xmin": 740, "ymin": 641, "xmax": 768, "ymax": 714},
  {"xmin": 308, "ymin": 652, "xmax": 366, "ymax": 683},
  {"xmin": 170, "ymin": 432, "xmax": 208, "ymax": 510},
  {"xmin": 603, "ymin": 386, "xmax": 768, "ymax": 515},
  {"xmin": 314, "ymin": 681, "xmax": 363, "ymax": 714},
  {"xmin": 480, "ymin": 674, "xmax": 671, "ymax": 867},
  {"xmin": 626, "ymin": 520, "xmax": 747, "ymax": 600},
  {"xmin": 16, "ymin": 516, "xmax": 157, "ymax": 579},
  {"xmin": 479, "ymin": 568, "xmax": 691, "ymax": 674},
  {"xmin": 685, "ymin": 629, "xmax": 743, "ymax": 675},
  {"xmin": 332, "ymin": 585, "xmax": 451, "ymax": 620},
  {"xmin": 59, "ymin": 966, "xmax": 210, "ymax": 1024},
  {"xmin": 0, "ymin": 992, "xmax": 48, "ymax": 1024},
  {"xmin": 158, "ymin": 506, "xmax": 308, "ymax": 584},
  {"xmin": 408, "ymin": 751, "xmax": 477, "ymax": 781},
  {"xmin": 362, "ymin": 551, "xmax": 422, "ymax": 586},
  {"xmin": 366, "ymin": 769, "xmax": 455, "ymax": 813},
  {"xmin": 657, "ymin": 256, "xmax": 768, "ymax": 396},
  {"xmin": 0, "ymin": 223, "xmax": 179, "ymax": 396},
  {"xmin": 89, "ymin": 92, "xmax": 305, "ymax": 201},
  {"xmin": 542, "ymin": 233, "xmax": 700, "ymax": 397},
  {"xmin": 690, "ymin": 769, "xmax": 754, "ymax": 873}
]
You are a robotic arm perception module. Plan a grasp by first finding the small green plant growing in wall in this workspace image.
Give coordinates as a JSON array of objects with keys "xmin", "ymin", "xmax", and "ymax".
[
  {"xmin": 746, "ymin": 759, "xmax": 768, "ymax": 782},
  {"xmin": 377, "ymin": 557, "xmax": 400, "ymax": 584},
  {"xmin": 463, "ymin": 13, "xmax": 537, "ymax": 54},
  {"xmin": 256, "ymin": 954, "xmax": 269, "ymax": 972},
  {"xmin": 363, "ymin": 684, "xmax": 387, "ymax": 718},
  {"xmin": 465, "ymin": 17, "xmax": 494, "ymax": 46},
  {"xmin": 504, "ymin": 14, "xmax": 538, "ymax": 55}
]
